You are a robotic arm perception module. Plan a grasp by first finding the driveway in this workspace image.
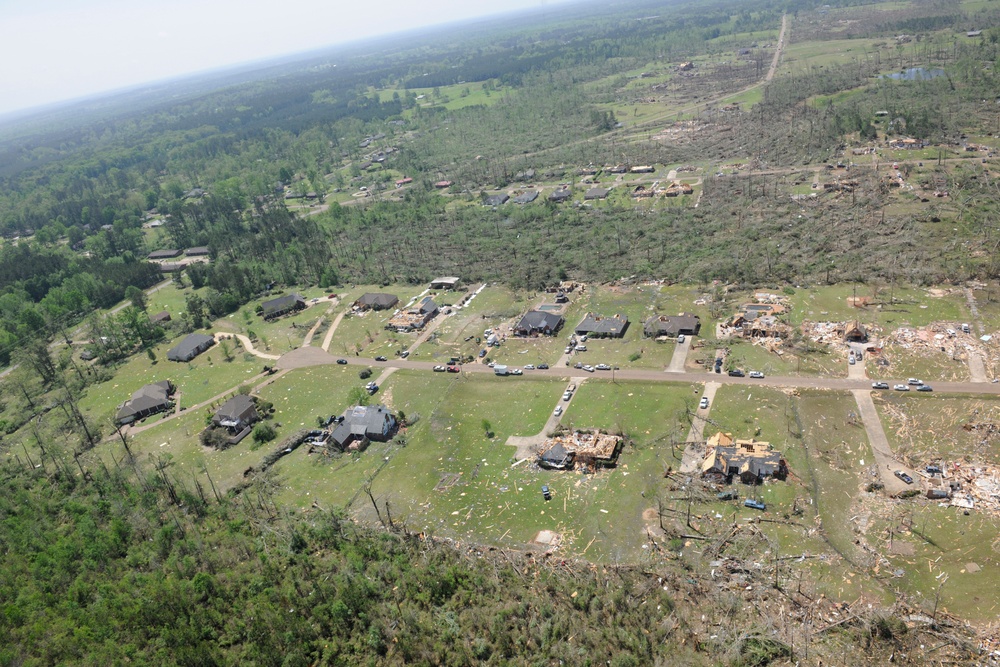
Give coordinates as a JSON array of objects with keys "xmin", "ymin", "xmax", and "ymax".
[
  {"xmin": 665, "ymin": 337, "xmax": 691, "ymax": 373},
  {"xmin": 851, "ymin": 389, "xmax": 918, "ymax": 495}
]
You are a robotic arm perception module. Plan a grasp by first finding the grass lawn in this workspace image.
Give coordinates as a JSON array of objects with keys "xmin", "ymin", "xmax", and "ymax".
[
  {"xmin": 721, "ymin": 337, "xmax": 843, "ymax": 377},
  {"xmin": 790, "ymin": 284, "xmax": 971, "ymax": 329}
]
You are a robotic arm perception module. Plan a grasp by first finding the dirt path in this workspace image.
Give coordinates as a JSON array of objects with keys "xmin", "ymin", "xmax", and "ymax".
[
  {"xmin": 964, "ymin": 287, "xmax": 984, "ymax": 335},
  {"xmin": 685, "ymin": 381, "xmax": 719, "ymax": 443},
  {"xmin": 215, "ymin": 332, "xmax": 281, "ymax": 361},
  {"xmin": 766, "ymin": 14, "xmax": 788, "ymax": 82},
  {"xmin": 302, "ymin": 303, "xmax": 336, "ymax": 347},
  {"xmin": 320, "ymin": 310, "xmax": 347, "ymax": 352},
  {"xmin": 851, "ymin": 389, "xmax": 916, "ymax": 495}
]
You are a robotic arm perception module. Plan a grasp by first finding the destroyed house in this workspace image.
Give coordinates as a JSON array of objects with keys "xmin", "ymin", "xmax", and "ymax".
[
  {"xmin": 843, "ymin": 320, "xmax": 868, "ymax": 343},
  {"xmin": 166, "ymin": 333, "xmax": 215, "ymax": 362},
  {"xmin": 701, "ymin": 432, "xmax": 786, "ymax": 485},
  {"xmin": 644, "ymin": 314, "xmax": 701, "ymax": 338},
  {"xmin": 538, "ymin": 442, "xmax": 575, "ymax": 470},
  {"xmin": 354, "ymin": 293, "xmax": 399, "ymax": 311},
  {"xmin": 575, "ymin": 313, "xmax": 629, "ymax": 338},
  {"xmin": 116, "ymin": 381, "xmax": 174, "ymax": 424},
  {"xmin": 538, "ymin": 430, "xmax": 623, "ymax": 469},
  {"xmin": 260, "ymin": 293, "xmax": 306, "ymax": 320},
  {"xmin": 386, "ymin": 297, "xmax": 438, "ymax": 332},
  {"xmin": 330, "ymin": 404, "xmax": 397, "ymax": 451},
  {"xmin": 514, "ymin": 311, "xmax": 564, "ymax": 337}
]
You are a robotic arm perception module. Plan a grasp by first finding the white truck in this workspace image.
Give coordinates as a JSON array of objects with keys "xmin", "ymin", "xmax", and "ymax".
[{"xmin": 493, "ymin": 365, "xmax": 509, "ymax": 376}]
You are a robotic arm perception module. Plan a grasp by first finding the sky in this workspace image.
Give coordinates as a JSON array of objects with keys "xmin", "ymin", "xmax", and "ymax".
[{"xmin": 0, "ymin": 0, "xmax": 557, "ymax": 115}]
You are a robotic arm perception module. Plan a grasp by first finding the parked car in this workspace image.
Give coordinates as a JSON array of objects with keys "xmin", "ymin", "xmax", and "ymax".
[
  {"xmin": 699, "ymin": 397, "xmax": 709, "ymax": 409},
  {"xmin": 553, "ymin": 406, "xmax": 563, "ymax": 417},
  {"xmin": 446, "ymin": 366, "xmax": 461, "ymax": 373},
  {"xmin": 728, "ymin": 369, "xmax": 745, "ymax": 377},
  {"xmin": 717, "ymin": 490, "xmax": 739, "ymax": 501},
  {"xmin": 744, "ymin": 499, "xmax": 766, "ymax": 511},
  {"xmin": 433, "ymin": 365, "xmax": 446, "ymax": 372},
  {"xmin": 479, "ymin": 349, "xmax": 488, "ymax": 358},
  {"xmin": 337, "ymin": 358, "xmax": 348, "ymax": 365},
  {"xmin": 848, "ymin": 355, "xmax": 856, "ymax": 365},
  {"xmin": 749, "ymin": 371, "xmax": 764, "ymax": 379},
  {"xmin": 563, "ymin": 392, "xmax": 573, "ymax": 401},
  {"xmin": 564, "ymin": 346, "xmax": 573, "ymax": 354},
  {"xmin": 582, "ymin": 365, "xmax": 595, "ymax": 372},
  {"xmin": 893, "ymin": 384, "xmax": 909, "ymax": 391},
  {"xmin": 916, "ymin": 385, "xmax": 933, "ymax": 392},
  {"xmin": 677, "ymin": 334, "xmax": 685, "ymax": 343},
  {"xmin": 872, "ymin": 382, "xmax": 889, "ymax": 390},
  {"xmin": 894, "ymin": 470, "xmax": 914, "ymax": 484},
  {"xmin": 375, "ymin": 355, "xmax": 387, "ymax": 362},
  {"xmin": 538, "ymin": 363, "xmax": 549, "ymax": 369},
  {"xmin": 510, "ymin": 368, "xmax": 523, "ymax": 375},
  {"xmin": 926, "ymin": 465, "xmax": 943, "ymax": 475},
  {"xmin": 907, "ymin": 378, "xmax": 923, "ymax": 385},
  {"xmin": 595, "ymin": 364, "xmax": 611, "ymax": 371},
  {"xmin": 399, "ymin": 350, "xmax": 409, "ymax": 358},
  {"xmin": 524, "ymin": 364, "xmax": 535, "ymax": 370},
  {"xmin": 575, "ymin": 345, "xmax": 587, "ymax": 352},
  {"xmin": 541, "ymin": 485, "xmax": 551, "ymax": 500}
]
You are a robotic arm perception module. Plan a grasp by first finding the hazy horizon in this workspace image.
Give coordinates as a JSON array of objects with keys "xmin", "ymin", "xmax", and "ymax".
[{"xmin": 0, "ymin": 0, "xmax": 572, "ymax": 117}]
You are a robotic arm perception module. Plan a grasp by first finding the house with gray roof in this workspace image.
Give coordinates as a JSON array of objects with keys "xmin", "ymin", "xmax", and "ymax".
[
  {"xmin": 354, "ymin": 293, "xmax": 399, "ymax": 311},
  {"xmin": 513, "ymin": 190, "xmax": 539, "ymax": 204},
  {"xmin": 575, "ymin": 313, "xmax": 629, "ymax": 338},
  {"xmin": 549, "ymin": 188, "xmax": 572, "ymax": 202},
  {"xmin": 584, "ymin": 187, "xmax": 610, "ymax": 200},
  {"xmin": 260, "ymin": 293, "xmax": 306, "ymax": 320},
  {"xmin": 115, "ymin": 380, "xmax": 174, "ymax": 424},
  {"xmin": 211, "ymin": 395, "xmax": 260, "ymax": 444},
  {"xmin": 166, "ymin": 333, "xmax": 216, "ymax": 362},
  {"xmin": 185, "ymin": 246, "xmax": 210, "ymax": 257},
  {"xmin": 330, "ymin": 404, "xmax": 397, "ymax": 452},
  {"xmin": 514, "ymin": 311, "xmax": 564, "ymax": 337},
  {"xmin": 148, "ymin": 249, "xmax": 182, "ymax": 260},
  {"xmin": 644, "ymin": 314, "xmax": 701, "ymax": 338},
  {"xmin": 483, "ymin": 193, "xmax": 509, "ymax": 207}
]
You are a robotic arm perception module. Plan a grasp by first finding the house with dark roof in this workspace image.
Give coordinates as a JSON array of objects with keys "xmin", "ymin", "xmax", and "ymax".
[
  {"xmin": 549, "ymin": 189, "xmax": 572, "ymax": 202},
  {"xmin": 584, "ymin": 187, "xmax": 610, "ymax": 200},
  {"xmin": 354, "ymin": 293, "xmax": 399, "ymax": 311},
  {"xmin": 115, "ymin": 381, "xmax": 174, "ymax": 424},
  {"xmin": 260, "ymin": 293, "xmax": 306, "ymax": 320},
  {"xmin": 386, "ymin": 296, "xmax": 439, "ymax": 332},
  {"xmin": 430, "ymin": 277, "xmax": 461, "ymax": 290},
  {"xmin": 212, "ymin": 395, "xmax": 260, "ymax": 444},
  {"xmin": 330, "ymin": 404, "xmax": 397, "ymax": 452},
  {"xmin": 151, "ymin": 310, "xmax": 172, "ymax": 324},
  {"xmin": 483, "ymin": 193, "xmax": 510, "ymax": 207},
  {"xmin": 185, "ymin": 246, "xmax": 210, "ymax": 257},
  {"xmin": 148, "ymin": 249, "xmax": 182, "ymax": 260},
  {"xmin": 514, "ymin": 311, "xmax": 564, "ymax": 337},
  {"xmin": 575, "ymin": 313, "xmax": 629, "ymax": 338},
  {"xmin": 644, "ymin": 314, "xmax": 701, "ymax": 338},
  {"xmin": 512, "ymin": 190, "xmax": 539, "ymax": 204},
  {"xmin": 157, "ymin": 263, "xmax": 185, "ymax": 273},
  {"xmin": 166, "ymin": 333, "xmax": 216, "ymax": 362},
  {"xmin": 538, "ymin": 442, "xmax": 575, "ymax": 470}
]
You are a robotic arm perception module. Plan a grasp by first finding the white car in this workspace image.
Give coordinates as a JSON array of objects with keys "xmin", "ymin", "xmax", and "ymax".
[
  {"xmin": 510, "ymin": 368, "xmax": 523, "ymax": 375},
  {"xmin": 699, "ymin": 397, "xmax": 709, "ymax": 409},
  {"xmin": 524, "ymin": 364, "xmax": 535, "ymax": 370},
  {"xmin": 749, "ymin": 371, "xmax": 764, "ymax": 379},
  {"xmin": 894, "ymin": 384, "xmax": 910, "ymax": 391},
  {"xmin": 677, "ymin": 334, "xmax": 685, "ymax": 343},
  {"xmin": 563, "ymin": 392, "xmax": 572, "ymax": 401},
  {"xmin": 582, "ymin": 365, "xmax": 595, "ymax": 372},
  {"xmin": 907, "ymin": 378, "xmax": 923, "ymax": 386},
  {"xmin": 553, "ymin": 406, "xmax": 563, "ymax": 416},
  {"xmin": 595, "ymin": 363, "xmax": 611, "ymax": 371},
  {"xmin": 432, "ymin": 365, "xmax": 446, "ymax": 372},
  {"xmin": 564, "ymin": 346, "xmax": 573, "ymax": 354},
  {"xmin": 575, "ymin": 345, "xmax": 587, "ymax": 352}
]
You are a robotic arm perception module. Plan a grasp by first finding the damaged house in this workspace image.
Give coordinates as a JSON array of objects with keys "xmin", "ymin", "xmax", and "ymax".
[
  {"xmin": 330, "ymin": 404, "xmax": 397, "ymax": 452},
  {"xmin": 386, "ymin": 296, "xmax": 439, "ymax": 332},
  {"xmin": 644, "ymin": 313, "xmax": 701, "ymax": 338},
  {"xmin": 537, "ymin": 430, "xmax": 624, "ymax": 470},
  {"xmin": 701, "ymin": 432, "xmax": 787, "ymax": 485},
  {"xmin": 574, "ymin": 313, "xmax": 629, "ymax": 338}
]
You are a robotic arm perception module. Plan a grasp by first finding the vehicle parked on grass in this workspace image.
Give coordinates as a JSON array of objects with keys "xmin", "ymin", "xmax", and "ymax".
[
  {"xmin": 872, "ymin": 382, "xmax": 889, "ymax": 389},
  {"xmin": 744, "ymin": 499, "xmax": 766, "ymax": 511},
  {"xmin": 542, "ymin": 485, "xmax": 551, "ymax": 500},
  {"xmin": 575, "ymin": 345, "xmax": 587, "ymax": 352},
  {"xmin": 894, "ymin": 470, "xmax": 913, "ymax": 484},
  {"xmin": 717, "ymin": 490, "xmax": 738, "ymax": 501}
]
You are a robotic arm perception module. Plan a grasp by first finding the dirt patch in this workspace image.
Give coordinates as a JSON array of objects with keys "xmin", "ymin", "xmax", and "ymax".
[
  {"xmin": 642, "ymin": 507, "xmax": 659, "ymax": 521},
  {"xmin": 532, "ymin": 530, "xmax": 561, "ymax": 547},
  {"xmin": 890, "ymin": 540, "xmax": 916, "ymax": 556}
]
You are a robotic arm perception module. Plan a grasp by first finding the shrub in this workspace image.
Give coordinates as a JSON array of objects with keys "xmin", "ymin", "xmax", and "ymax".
[{"xmin": 253, "ymin": 423, "xmax": 276, "ymax": 444}]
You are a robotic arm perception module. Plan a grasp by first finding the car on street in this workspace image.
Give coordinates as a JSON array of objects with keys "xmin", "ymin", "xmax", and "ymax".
[
  {"xmin": 743, "ymin": 499, "xmax": 766, "ymax": 511},
  {"xmin": 524, "ymin": 364, "xmax": 535, "ymax": 370},
  {"xmin": 336, "ymin": 359, "xmax": 348, "ymax": 365},
  {"xmin": 433, "ymin": 365, "xmax": 446, "ymax": 372},
  {"xmin": 699, "ymin": 397, "xmax": 709, "ymax": 409},
  {"xmin": 749, "ymin": 371, "xmax": 764, "ymax": 379},
  {"xmin": 893, "ymin": 384, "xmax": 909, "ymax": 391},
  {"xmin": 595, "ymin": 363, "xmax": 611, "ymax": 371},
  {"xmin": 541, "ymin": 485, "xmax": 551, "ymax": 500},
  {"xmin": 907, "ymin": 378, "xmax": 923, "ymax": 385},
  {"xmin": 728, "ymin": 369, "xmax": 745, "ymax": 377},
  {"xmin": 446, "ymin": 366, "xmax": 460, "ymax": 373},
  {"xmin": 916, "ymin": 384, "xmax": 933, "ymax": 392},
  {"xmin": 510, "ymin": 368, "xmax": 523, "ymax": 375},
  {"xmin": 375, "ymin": 356, "xmax": 387, "ymax": 362},
  {"xmin": 538, "ymin": 363, "xmax": 549, "ymax": 369},
  {"xmin": 553, "ymin": 406, "xmax": 563, "ymax": 417},
  {"xmin": 582, "ymin": 365, "xmax": 595, "ymax": 372},
  {"xmin": 894, "ymin": 470, "xmax": 913, "ymax": 484},
  {"xmin": 872, "ymin": 382, "xmax": 889, "ymax": 389}
]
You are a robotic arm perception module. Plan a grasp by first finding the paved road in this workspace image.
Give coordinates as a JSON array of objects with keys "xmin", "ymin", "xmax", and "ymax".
[
  {"xmin": 685, "ymin": 381, "xmax": 720, "ymax": 443},
  {"xmin": 666, "ymin": 337, "xmax": 691, "ymax": 373},
  {"xmin": 852, "ymin": 389, "xmax": 915, "ymax": 495},
  {"xmin": 969, "ymin": 351, "xmax": 988, "ymax": 383}
]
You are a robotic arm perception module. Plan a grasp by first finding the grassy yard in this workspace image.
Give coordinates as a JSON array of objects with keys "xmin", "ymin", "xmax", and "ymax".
[{"xmin": 866, "ymin": 344, "xmax": 970, "ymax": 383}]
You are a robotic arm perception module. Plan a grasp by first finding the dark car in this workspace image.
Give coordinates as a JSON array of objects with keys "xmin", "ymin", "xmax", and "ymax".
[
  {"xmin": 717, "ymin": 490, "xmax": 739, "ymax": 501},
  {"xmin": 871, "ymin": 382, "xmax": 889, "ymax": 390},
  {"xmin": 728, "ymin": 369, "xmax": 745, "ymax": 377},
  {"xmin": 375, "ymin": 355, "xmax": 387, "ymax": 362},
  {"xmin": 916, "ymin": 385, "xmax": 933, "ymax": 392},
  {"xmin": 478, "ymin": 349, "xmax": 488, "ymax": 358},
  {"xmin": 542, "ymin": 485, "xmax": 551, "ymax": 500},
  {"xmin": 894, "ymin": 470, "xmax": 913, "ymax": 484},
  {"xmin": 336, "ymin": 359, "xmax": 348, "ymax": 365},
  {"xmin": 446, "ymin": 366, "xmax": 460, "ymax": 373},
  {"xmin": 744, "ymin": 499, "xmax": 766, "ymax": 511},
  {"xmin": 538, "ymin": 363, "xmax": 549, "ymax": 369}
]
